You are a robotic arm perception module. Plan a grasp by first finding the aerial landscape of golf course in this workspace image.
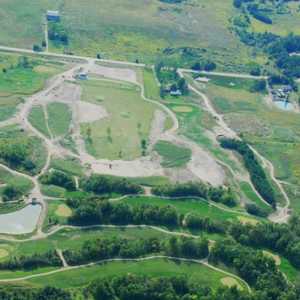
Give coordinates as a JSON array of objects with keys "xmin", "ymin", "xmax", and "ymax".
[{"xmin": 0, "ymin": 0, "xmax": 299, "ymax": 299}]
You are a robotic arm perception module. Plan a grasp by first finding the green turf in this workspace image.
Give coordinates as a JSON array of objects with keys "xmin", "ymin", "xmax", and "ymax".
[
  {"xmin": 50, "ymin": 157, "xmax": 83, "ymax": 177},
  {"xmin": 80, "ymin": 79, "xmax": 157, "ymax": 160},
  {"xmin": 240, "ymin": 181, "xmax": 273, "ymax": 213},
  {"xmin": 28, "ymin": 105, "xmax": 50, "ymax": 138},
  {"xmin": 27, "ymin": 258, "xmax": 246, "ymax": 290},
  {"xmin": 143, "ymin": 67, "xmax": 161, "ymax": 101},
  {"xmin": 122, "ymin": 196, "xmax": 249, "ymax": 222},
  {"xmin": 0, "ymin": 166, "xmax": 33, "ymax": 196},
  {"xmin": 47, "ymin": 102, "xmax": 72, "ymax": 137},
  {"xmin": 40, "ymin": 184, "xmax": 66, "ymax": 198},
  {"xmin": 195, "ymin": 73, "xmax": 300, "ymax": 211},
  {"xmin": 154, "ymin": 140, "xmax": 192, "ymax": 168}
]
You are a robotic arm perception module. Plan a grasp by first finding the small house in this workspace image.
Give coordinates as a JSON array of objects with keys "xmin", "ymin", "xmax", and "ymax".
[{"xmin": 47, "ymin": 10, "xmax": 60, "ymax": 22}]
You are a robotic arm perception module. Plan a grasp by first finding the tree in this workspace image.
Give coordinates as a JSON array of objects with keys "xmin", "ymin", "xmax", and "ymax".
[
  {"xmin": 2, "ymin": 185, "xmax": 21, "ymax": 202},
  {"xmin": 177, "ymin": 78, "xmax": 189, "ymax": 95},
  {"xmin": 33, "ymin": 44, "xmax": 42, "ymax": 52}
]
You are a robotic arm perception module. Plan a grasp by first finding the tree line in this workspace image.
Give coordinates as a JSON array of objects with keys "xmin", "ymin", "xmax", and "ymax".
[
  {"xmin": 0, "ymin": 250, "xmax": 61, "ymax": 271},
  {"xmin": 153, "ymin": 182, "xmax": 237, "ymax": 207},
  {"xmin": 229, "ymin": 214, "xmax": 300, "ymax": 268},
  {"xmin": 209, "ymin": 238, "xmax": 298, "ymax": 299},
  {"xmin": 87, "ymin": 274, "xmax": 251, "ymax": 300},
  {"xmin": 220, "ymin": 138, "xmax": 276, "ymax": 207},
  {"xmin": 63, "ymin": 235, "xmax": 209, "ymax": 266}
]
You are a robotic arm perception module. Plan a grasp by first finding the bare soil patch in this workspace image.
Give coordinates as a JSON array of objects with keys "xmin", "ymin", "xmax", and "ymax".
[
  {"xmin": 77, "ymin": 101, "xmax": 109, "ymax": 123},
  {"xmin": 221, "ymin": 277, "xmax": 243, "ymax": 290},
  {"xmin": 55, "ymin": 204, "xmax": 72, "ymax": 217},
  {"xmin": 263, "ymin": 250, "xmax": 281, "ymax": 266},
  {"xmin": 90, "ymin": 64, "xmax": 137, "ymax": 84}
]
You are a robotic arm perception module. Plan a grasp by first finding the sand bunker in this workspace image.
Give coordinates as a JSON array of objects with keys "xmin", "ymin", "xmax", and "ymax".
[
  {"xmin": 0, "ymin": 248, "xmax": 9, "ymax": 259},
  {"xmin": 55, "ymin": 204, "xmax": 72, "ymax": 217},
  {"xmin": 221, "ymin": 277, "xmax": 243, "ymax": 290},
  {"xmin": 77, "ymin": 101, "xmax": 109, "ymax": 123},
  {"xmin": 90, "ymin": 64, "xmax": 137, "ymax": 84},
  {"xmin": 263, "ymin": 250, "xmax": 281, "ymax": 265},
  {"xmin": 238, "ymin": 216, "xmax": 259, "ymax": 226}
]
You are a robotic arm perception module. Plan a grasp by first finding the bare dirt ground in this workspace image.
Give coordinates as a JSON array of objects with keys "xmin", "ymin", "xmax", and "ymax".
[
  {"xmin": 77, "ymin": 101, "xmax": 109, "ymax": 123},
  {"xmin": 89, "ymin": 63, "xmax": 137, "ymax": 84}
]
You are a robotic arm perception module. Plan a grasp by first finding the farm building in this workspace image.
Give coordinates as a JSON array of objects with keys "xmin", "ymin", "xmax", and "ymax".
[{"xmin": 46, "ymin": 10, "xmax": 60, "ymax": 22}]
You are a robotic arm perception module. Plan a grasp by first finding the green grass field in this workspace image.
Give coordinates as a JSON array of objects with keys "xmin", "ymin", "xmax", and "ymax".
[
  {"xmin": 122, "ymin": 196, "xmax": 252, "ymax": 222},
  {"xmin": 80, "ymin": 79, "xmax": 157, "ymax": 160},
  {"xmin": 0, "ymin": 166, "xmax": 33, "ymax": 197},
  {"xmin": 154, "ymin": 140, "xmax": 191, "ymax": 168},
  {"xmin": 0, "ymin": 125, "xmax": 47, "ymax": 175},
  {"xmin": 0, "ymin": 0, "xmax": 257, "ymax": 71},
  {"xmin": 47, "ymin": 102, "xmax": 72, "ymax": 137},
  {"xmin": 240, "ymin": 182, "xmax": 273, "ymax": 213},
  {"xmin": 28, "ymin": 105, "xmax": 50, "ymax": 138},
  {"xmin": 50, "ymin": 157, "xmax": 83, "ymax": 177},
  {"xmin": 27, "ymin": 258, "xmax": 246, "ymax": 290},
  {"xmin": 190, "ymin": 73, "xmax": 300, "ymax": 211},
  {"xmin": 0, "ymin": 53, "xmax": 65, "ymax": 122}
]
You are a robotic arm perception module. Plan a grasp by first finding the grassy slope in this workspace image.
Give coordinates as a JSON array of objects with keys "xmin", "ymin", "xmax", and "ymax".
[
  {"xmin": 123, "ymin": 196, "xmax": 250, "ymax": 222},
  {"xmin": 28, "ymin": 105, "xmax": 50, "ymax": 138},
  {"xmin": 0, "ymin": 0, "xmax": 253, "ymax": 70},
  {"xmin": 80, "ymin": 79, "xmax": 156, "ymax": 160},
  {"xmin": 154, "ymin": 140, "xmax": 192, "ymax": 168},
  {"xmin": 47, "ymin": 102, "xmax": 72, "ymax": 137},
  {"xmin": 28, "ymin": 258, "xmax": 243, "ymax": 289},
  {"xmin": 199, "ymin": 74, "xmax": 300, "ymax": 211}
]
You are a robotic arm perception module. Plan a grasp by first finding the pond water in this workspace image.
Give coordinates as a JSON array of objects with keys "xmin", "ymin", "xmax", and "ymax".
[
  {"xmin": 274, "ymin": 101, "xmax": 294, "ymax": 111},
  {"xmin": 0, "ymin": 204, "xmax": 41, "ymax": 235}
]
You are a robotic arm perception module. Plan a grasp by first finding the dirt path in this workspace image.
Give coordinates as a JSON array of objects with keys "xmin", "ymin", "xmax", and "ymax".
[
  {"xmin": 180, "ymin": 70, "xmax": 291, "ymax": 222},
  {"xmin": 56, "ymin": 248, "xmax": 68, "ymax": 267}
]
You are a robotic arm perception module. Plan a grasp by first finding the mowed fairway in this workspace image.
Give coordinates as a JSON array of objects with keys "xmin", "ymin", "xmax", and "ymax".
[
  {"xmin": 122, "ymin": 196, "xmax": 248, "ymax": 222},
  {"xmin": 80, "ymin": 79, "xmax": 156, "ymax": 160},
  {"xmin": 27, "ymin": 258, "xmax": 246, "ymax": 290}
]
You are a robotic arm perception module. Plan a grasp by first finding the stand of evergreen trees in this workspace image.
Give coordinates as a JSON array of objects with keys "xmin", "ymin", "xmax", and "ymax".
[
  {"xmin": 87, "ymin": 274, "xmax": 251, "ymax": 300},
  {"xmin": 220, "ymin": 138, "xmax": 276, "ymax": 208},
  {"xmin": 80, "ymin": 174, "xmax": 143, "ymax": 196},
  {"xmin": 0, "ymin": 251, "xmax": 61, "ymax": 271},
  {"xmin": 63, "ymin": 235, "xmax": 209, "ymax": 266},
  {"xmin": 153, "ymin": 182, "xmax": 237, "ymax": 207},
  {"xmin": 229, "ymin": 215, "xmax": 300, "ymax": 268}
]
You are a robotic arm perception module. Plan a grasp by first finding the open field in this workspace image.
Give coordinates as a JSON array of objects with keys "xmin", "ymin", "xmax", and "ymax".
[
  {"xmin": 250, "ymin": 2, "xmax": 300, "ymax": 36},
  {"xmin": 192, "ymin": 73, "xmax": 300, "ymax": 212},
  {"xmin": 154, "ymin": 140, "xmax": 192, "ymax": 168},
  {"xmin": 0, "ymin": 166, "xmax": 33, "ymax": 198},
  {"xmin": 28, "ymin": 105, "xmax": 50, "ymax": 138},
  {"xmin": 80, "ymin": 79, "xmax": 157, "ymax": 160},
  {"xmin": 122, "ymin": 196, "xmax": 253, "ymax": 222},
  {"xmin": 0, "ymin": 0, "xmax": 257, "ymax": 71},
  {"xmin": 0, "ymin": 125, "xmax": 47, "ymax": 175},
  {"xmin": 47, "ymin": 102, "xmax": 72, "ymax": 137},
  {"xmin": 27, "ymin": 258, "xmax": 245, "ymax": 289},
  {"xmin": 0, "ymin": 53, "xmax": 65, "ymax": 122},
  {"xmin": 50, "ymin": 157, "xmax": 83, "ymax": 177}
]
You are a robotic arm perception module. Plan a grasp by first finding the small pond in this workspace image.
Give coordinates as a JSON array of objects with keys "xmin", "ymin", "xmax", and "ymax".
[
  {"xmin": 274, "ymin": 101, "xmax": 294, "ymax": 111},
  {"xmin": 0, "ymin": 204, "xmax": 41, "ymax": 235}
]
